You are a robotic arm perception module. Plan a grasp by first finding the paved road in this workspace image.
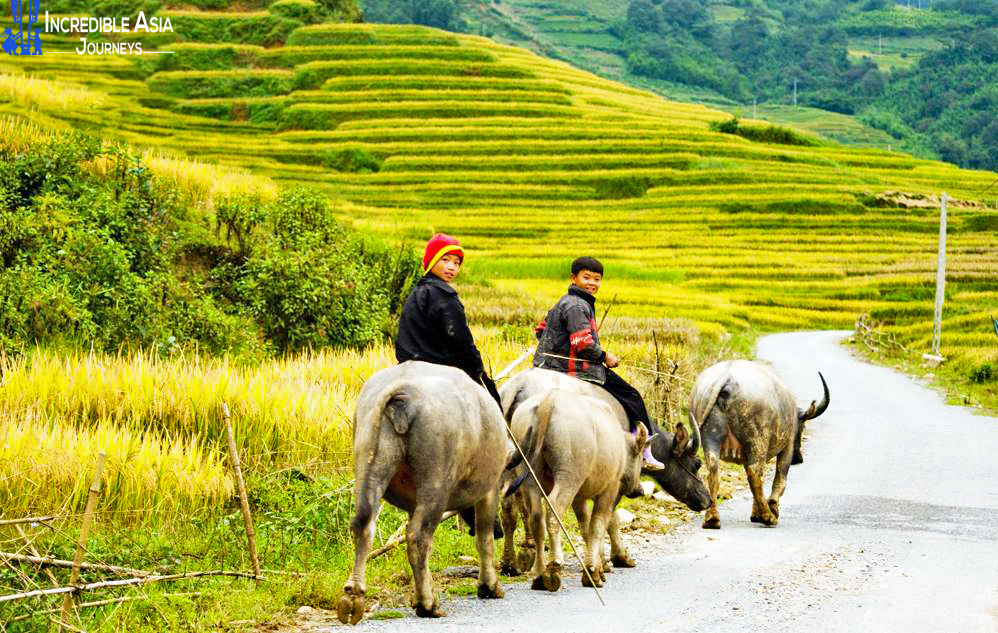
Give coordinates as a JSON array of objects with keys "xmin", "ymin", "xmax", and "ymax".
[{"xmin": 343, "ymin": 331, "xmax": 998, "ymax": 632}]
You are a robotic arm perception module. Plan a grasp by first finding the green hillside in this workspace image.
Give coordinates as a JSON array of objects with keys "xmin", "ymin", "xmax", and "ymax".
[{"xmin": 1, "ymin": 15, "xmax": 996, "ymax": 387}]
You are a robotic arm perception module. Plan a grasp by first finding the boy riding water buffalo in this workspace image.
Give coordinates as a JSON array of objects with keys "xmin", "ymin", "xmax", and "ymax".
[{"xmin": 533, "ymin": 256, "xmax": 666, "ymax": 471}]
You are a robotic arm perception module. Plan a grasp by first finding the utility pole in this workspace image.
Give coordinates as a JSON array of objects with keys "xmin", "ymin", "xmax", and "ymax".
[
  {"xmin": 753, "ymin": 97, "xmax": 757, "ymax": 119},
  {"xmin": 879, "ymin": 33, "xmax": 883, "ymax": 55},
  {"xmin": 793, "ymin": 78, "xmax": 797, "ymax": 108},
  {"xmin": 926, "ymin": 192, "xmax": 948, "ymax": 364}
]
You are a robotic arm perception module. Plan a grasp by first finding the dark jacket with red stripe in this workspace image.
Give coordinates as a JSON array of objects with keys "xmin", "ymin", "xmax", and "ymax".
[
  {"xmin": 395, "ymin": 274, "xmax": 484, "ymax": 377},
  {"xmin": 532, "ymin": 285, "xmax": 606, "ymax": 384}
]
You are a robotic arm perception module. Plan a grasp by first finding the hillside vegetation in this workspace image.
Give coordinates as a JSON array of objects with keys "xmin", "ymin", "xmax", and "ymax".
[{"xmin": 446, "ymin": 0, "xmax": 998, "ymax": 170}]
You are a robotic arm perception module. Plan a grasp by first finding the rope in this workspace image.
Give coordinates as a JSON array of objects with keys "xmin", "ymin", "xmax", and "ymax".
[{"xmin": 540, "ymin": 353, "xmax": 697, "ymax": 385}]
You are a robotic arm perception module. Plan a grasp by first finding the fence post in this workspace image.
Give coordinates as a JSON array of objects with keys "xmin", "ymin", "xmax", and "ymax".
[
  {"xmin": 931, "ymin": 192, "xmax": 947, "ymax": 358},
  {"xmin": 59, "ymin": 451, "xmax": 106, "ymax": 632}
]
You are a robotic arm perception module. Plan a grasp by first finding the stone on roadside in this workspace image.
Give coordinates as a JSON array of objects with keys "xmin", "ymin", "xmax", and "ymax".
[{"xmin": 616, "ymin": 508, "xmax": 636, "ymax": 526}]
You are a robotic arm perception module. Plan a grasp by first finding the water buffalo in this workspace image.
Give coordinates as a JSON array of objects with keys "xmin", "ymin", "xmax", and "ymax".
[
  {"xmin": 509, "ymin": 389, "xmax": 647, "ymax": 590},
  {"xmin": 689, "ymin": 360, "xmax": 829, "ymax": 529},
  {"xmin": 498, "ymin": 368, "xmax": 710, "ymax": 573},
  {"xmin": 338, "ymin": 361, "xmax": 511, "ymax": 624}
]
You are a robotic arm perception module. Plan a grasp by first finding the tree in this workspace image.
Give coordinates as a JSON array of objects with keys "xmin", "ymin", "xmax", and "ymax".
[{"xmin": 627, "ymin": 0, "xmax": 661, "ymax": 33}]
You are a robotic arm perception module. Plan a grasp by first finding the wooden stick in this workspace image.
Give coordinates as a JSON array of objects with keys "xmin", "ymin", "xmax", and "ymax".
[
  {"xmin": 367, "ymin": 511, "xmax": 457, "ymax": 561},
  {"xmin": 0, "ymin": 516, "xmax": 58, "ymax": 526},
  {"xmin": 0, "ymin": 552, "xmax": 150, "ymax": 577},
  {"xmin": 0, "ymin": 570, "xmax": 260, "ymax": 602},
  {"xmin": 12, "ymin": 593, "xmax": 200, "ymax": 621},
  {"xmin": 60, "ymin": 451, "xmax": 106, "ymax": 631},
  {"xmin": 221, "ymin": 402, "xmax": 261, "ymax": 580}
]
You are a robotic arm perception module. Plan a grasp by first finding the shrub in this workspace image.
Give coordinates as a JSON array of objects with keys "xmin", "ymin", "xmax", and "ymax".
[
  {"xmin": 970, "ymin": 362, "xmax": 994, "ymax": 384},
  {"xmin": 321, "ymin": 147, "xmax": 382, "ymax": 173},
  {"xmin": 165, "ymin": 12, "xmax": 302, "ymax": 47},
  {"xmin": 148, "ymin": 70, "xmax": 295, "ymax": 99},
  {"xmin": 709, "ymin": 118, "xmax": 819, "ymax": 146},
  {"xmin": 270, "ymin": 0, "xmax": 322, "ymax": 24}
]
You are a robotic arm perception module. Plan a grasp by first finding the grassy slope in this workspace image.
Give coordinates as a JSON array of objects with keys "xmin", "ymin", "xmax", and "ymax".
[{"xmin": 1, "ymin": 15, "xmax": 994, "ymax": 394}]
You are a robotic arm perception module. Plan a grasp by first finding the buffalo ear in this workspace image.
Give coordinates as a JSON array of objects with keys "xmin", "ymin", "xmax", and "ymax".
[{"xmin": 672, "ymin": 423, "xmax": 690, "ymax": 456}]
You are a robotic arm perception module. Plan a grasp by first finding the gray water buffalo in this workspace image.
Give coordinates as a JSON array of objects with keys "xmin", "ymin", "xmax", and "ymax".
[
  {"xmin": 338, "ymin": 361, "xmax": 511, "ymax": 624},
  {"xmin": 510, "ymin": 389, "xmax": 647, "ymax": 591},
  {"xmin": 502, "ymin": 368, "xmax": 711, "ymax": 512},
  {"xmin": 689, "ymin": 360, "xmax": 830, "ymax": 529},
  {"xmin": 498, "ymin": 368, "xmax": 710, "ymax": 574}
]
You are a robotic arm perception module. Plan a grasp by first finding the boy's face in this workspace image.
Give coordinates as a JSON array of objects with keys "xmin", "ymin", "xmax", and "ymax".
[
  {"xmin": 571, "ymin": 269, "xmax": 602, "ymax": 295},
  {"xmin": 431, "ymin": 253, "xmax": 462, "ymax": 283}
]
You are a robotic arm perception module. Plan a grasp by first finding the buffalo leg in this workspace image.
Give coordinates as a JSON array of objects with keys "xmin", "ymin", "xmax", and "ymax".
[
  {"xmin": 499, "ymin": 492, "xmax": 520, "ymax": 576},
  {"xmin": 582, "ymin": 495, "xmax": 612, "ymax": 588},
  {"xmin": 702, "ymin": 452, "xmax": 722, "ymax": 529},
  {"xmin": 408, "ymin": 501, "xmax": 447, "ymax": 617},
  {"xmin": 607, "ymin": 499, "xmax": 635, "ymax": 568},
  {"xmin": 746, "ymin": 461, "xmax": 777, "ymax": 526},
  {"xmin": 474, "ymin": 492, "xmax": 505, "ymax": 599},
  {"xmin": 526, "ymin": 488, "xmax": 548, "ymax": 591},
  {"xmin": 339, "ymin": 460, "xmax": 395, "ymax": 625},
  {"xmin": 540, "ymin": 485, "xmax": 569, "ymax": 592},
  {"xmin": 768, "ymin": 449, "xmax": 793, "ymax": 519}
]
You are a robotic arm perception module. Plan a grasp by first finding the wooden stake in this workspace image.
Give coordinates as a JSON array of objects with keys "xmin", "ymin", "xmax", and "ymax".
[
  {"xmin": 221, "ymin": 402, "xmax": 261, "ymax": 580},
  {"xmin": 60, "ymin": 451, "xmax": 105, "ymax": 632}
]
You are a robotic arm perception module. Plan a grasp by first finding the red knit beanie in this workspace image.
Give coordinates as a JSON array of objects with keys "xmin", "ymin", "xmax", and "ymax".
[{"xmin": 423, "ymin": 234, "xmax": 464, "ymax": 273}]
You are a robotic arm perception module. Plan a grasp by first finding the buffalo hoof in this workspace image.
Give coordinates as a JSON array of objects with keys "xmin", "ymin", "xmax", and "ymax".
[
  {"xmin": 581, "ymin": 565, "xmax": 604, "ymax": 588},
  {"xmin": 499, "ymin": 561, "xmax": 521, "ymax": 577},
  {"xmin": 542, "ymin": 563, "xmax": 562, "ymax": 592},
  {"xmin": 611, "ymin": 553, "xmax": 636, "ymax": 568},
  {"xmin": 702, "ymin": 515, "xmax": 721, "ymax": 530},
  {"xmin": 768, "ymin": 499, "xmax": 781, "ymax": 519},
  {"xmin": 530, "ymin": 576, "xmax": 546, "ymax": 591},
  {"xmin": 751, "ymin": 512, "xmax": 778, "ymax": 527},
  {"xmin": 477, "ymin": 583, "xmax": 505, "ymax": 599},
  {"xmin": 336, "ymin": 590, "xmax": 365, "ymax": 626},
  {"xmin": 516, "ymin": 547, "xmax": 536, "ymax": 573},
  {"xmin": 413, "ymin": 597, "xmax": 445, "ymax": 618}
]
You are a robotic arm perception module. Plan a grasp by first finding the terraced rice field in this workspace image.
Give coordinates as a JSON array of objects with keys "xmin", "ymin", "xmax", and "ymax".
[{"xmin": 1, "ymin": 17, "xmax": 995, "ymax": 380}]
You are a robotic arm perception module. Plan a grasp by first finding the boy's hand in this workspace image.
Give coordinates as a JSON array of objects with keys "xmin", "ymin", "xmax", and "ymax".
[{"xmin": 604, "ymin": 352, "xmax": 619, "ymax": 368}]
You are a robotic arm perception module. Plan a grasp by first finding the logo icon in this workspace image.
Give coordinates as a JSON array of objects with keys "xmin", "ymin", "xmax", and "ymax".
[{"xmin": 3, "ymin": 0, "xmax": 42, "ymax": 55}]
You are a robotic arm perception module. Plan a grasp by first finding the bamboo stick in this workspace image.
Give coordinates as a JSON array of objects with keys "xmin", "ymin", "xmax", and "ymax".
[
  {"xmin": 12, "ymin": 593, "xmax": 200, "ymax": 621},
  {"xmin": 0, "ymin": 570, "xmax": 260, "ymax": 602},
  {"xmin": 0, "ymin": 551, "xmax": 150, "ymax": 577},
  {"xmin": 60, "ymin": 451, "xmax": 106, "ymax": 631},
  {"xmin": 0, "ymin": 516, "xmax": 57, "ymax": 526},
  {"xmin": 367, "ymin": 511, "xmax": 457, "ymax": 561},
  {"xmin": 221, "ymin": 402, "xmax": 261, "ymax": 580},
  {"xmin": 14, "ymin": 525, "xmax": 60, "ymax": 588}
]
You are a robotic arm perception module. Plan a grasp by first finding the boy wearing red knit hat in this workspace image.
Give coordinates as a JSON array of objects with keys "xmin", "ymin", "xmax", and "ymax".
[{"xmin": 395, "ymin": 234, "xmax": 502, "ymax": 405}]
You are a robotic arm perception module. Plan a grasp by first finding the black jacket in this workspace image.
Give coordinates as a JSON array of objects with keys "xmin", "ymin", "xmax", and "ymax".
[
  {"xmin": 395, "ymin": 274, "xmax": 484, "ymax": 377},
  {"xmin": 533, "ymin": 285, "xmax": 606, "ymax": 384}
]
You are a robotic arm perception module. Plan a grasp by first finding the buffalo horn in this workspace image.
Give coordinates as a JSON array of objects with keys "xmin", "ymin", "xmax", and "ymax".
[
  {"xmin": 686, "ymin": 409, "xmax": 703, "ymax": 455},
  {"xmin": 801, "ymin": 372, "xmax": 830, "ymax": 421}
]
